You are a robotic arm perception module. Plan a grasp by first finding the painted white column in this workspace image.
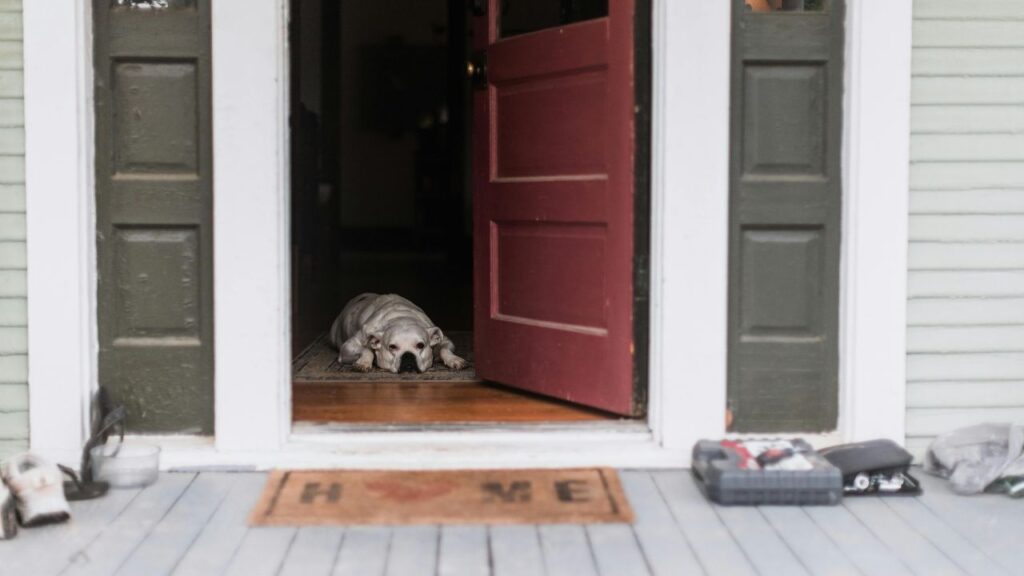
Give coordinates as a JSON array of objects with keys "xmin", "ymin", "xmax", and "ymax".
[
  {"xmin": 24, "ymin": 1, "xmax": 94, "ymax": 466},
  {"xmin": 840, "ymin": 0, "xmax": 912, "ymax": 443},
  {"xmin": 212, "ymin": 0, "xmax": 291, "ymax": 451},
  {"xmin": 649, "ymin": 0, "xmax": 732, "ymax": 453}
]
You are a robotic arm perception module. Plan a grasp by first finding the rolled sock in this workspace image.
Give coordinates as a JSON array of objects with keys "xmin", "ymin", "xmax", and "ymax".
[
  {"xmin": 0, "ymin": 479, "xmax": 16, "ymax": 539},
  {"xmin": 0, "ymin": 453, "xmax": 71, "ymax": 527}
]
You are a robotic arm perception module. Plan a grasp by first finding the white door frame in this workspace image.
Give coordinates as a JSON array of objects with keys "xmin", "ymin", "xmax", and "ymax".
[{"xmin": 23, "ymin": 0, "xmax": 912, "ymax": 469}]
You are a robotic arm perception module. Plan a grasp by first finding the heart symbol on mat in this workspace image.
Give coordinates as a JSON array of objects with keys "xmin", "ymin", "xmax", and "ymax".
[{"xmin": 364, "ymin": 480, "xmax": 458, "ymax": 503}]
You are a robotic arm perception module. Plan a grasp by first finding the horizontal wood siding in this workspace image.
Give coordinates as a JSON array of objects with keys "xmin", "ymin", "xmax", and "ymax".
[
  {"xmin": 0, "ymin": 0, "xmax": 24, "ymax": 459},
  {"xmin": 907, "ymin": 0, "xmax": 1024, "ymax": 459}
]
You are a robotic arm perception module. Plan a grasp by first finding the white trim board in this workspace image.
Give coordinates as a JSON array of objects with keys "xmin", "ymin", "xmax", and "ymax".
[
  {"xmin": 838, "ymin": 0, "xmax": 912, "ymax": 444},
  {"xmin": 211, "ymin": 0, "xmax": 292, "ymax": 453},
  {"xmin": 23, "ymin": 1, "xmax": 97, "ymax": 467},
  {"xmin": 22, "ymin": 0, "xmax": 912, "ymax": 469}
]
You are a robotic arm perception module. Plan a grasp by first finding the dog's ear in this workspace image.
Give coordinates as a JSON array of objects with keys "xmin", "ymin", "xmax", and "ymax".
[
  {"xmin": 365, "ymin": 332, "xmax": 384, "ymax": 350},
  {"xmin": 427, "ymin": 327, "xmax": 444, "ymax": 346}
]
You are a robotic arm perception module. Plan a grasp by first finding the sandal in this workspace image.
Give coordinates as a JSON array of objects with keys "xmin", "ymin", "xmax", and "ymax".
[{"xmin": 63, "ymin": 390, "xmax": 126, "ymax": 502}]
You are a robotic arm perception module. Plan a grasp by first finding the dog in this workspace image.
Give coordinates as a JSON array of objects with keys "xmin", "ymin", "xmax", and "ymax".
[{"xmin": 330, "ymin": 293, "xmax": 468, "ymax": 373}]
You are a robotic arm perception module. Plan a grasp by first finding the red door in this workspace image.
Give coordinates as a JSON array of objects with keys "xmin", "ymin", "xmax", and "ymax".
[{"xmin": 472, "ymin": 0, "xmax": 638, "ymax": 415}]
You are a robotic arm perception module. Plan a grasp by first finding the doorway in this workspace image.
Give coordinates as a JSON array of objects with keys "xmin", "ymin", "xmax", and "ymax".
[{"xmin": 288, "ymin": 0, "xmax": 646, "ymax": 427}]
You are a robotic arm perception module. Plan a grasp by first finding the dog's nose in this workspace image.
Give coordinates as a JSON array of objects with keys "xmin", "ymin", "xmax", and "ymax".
[{"xmin": 399, "ymin": 352, "xmax": 419, "ymax": 373}]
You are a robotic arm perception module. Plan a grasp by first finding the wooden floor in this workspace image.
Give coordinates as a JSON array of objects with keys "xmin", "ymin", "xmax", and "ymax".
[
  {"xmin": 293, "ymin": 381, "xmax": 615, "ymax": 424},
  {"xmin": 0, "ymin": 469, "xmax": 1020, "ymax": 575}
]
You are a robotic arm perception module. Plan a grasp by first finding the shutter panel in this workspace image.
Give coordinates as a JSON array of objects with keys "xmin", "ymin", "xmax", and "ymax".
[
  {"xmin": 727, "ymin": 0, "xmax": 844, "ymax": 432},
  {"xmin": 94, "ymin": 0, "xmax": 213, "ymax": 432}
]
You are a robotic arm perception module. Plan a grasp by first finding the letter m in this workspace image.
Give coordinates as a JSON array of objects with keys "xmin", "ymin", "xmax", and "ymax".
[{"xmin": 481, "ymin": 481, "xmax": 532, "ymax": 503}]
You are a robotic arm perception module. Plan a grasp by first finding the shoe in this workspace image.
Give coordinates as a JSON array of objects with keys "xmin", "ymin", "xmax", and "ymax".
[
  {"xmin": 0, "ymin": 453, "xmax": 71, "ymax": 527},
  {"xmin": 0, "ymin": 477, "xmax": 16, "ymax": 539}
]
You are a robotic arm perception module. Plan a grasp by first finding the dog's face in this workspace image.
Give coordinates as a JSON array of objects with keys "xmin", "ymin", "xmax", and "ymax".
[{"xmin": 367, "ymin": 323, "xmax": 444, "ymax": 373}]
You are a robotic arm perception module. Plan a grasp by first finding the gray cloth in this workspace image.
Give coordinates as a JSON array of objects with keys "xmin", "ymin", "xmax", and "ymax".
[{"xmin": 924, "ymin": 423, "xmax": 1024, "ymax": 494}]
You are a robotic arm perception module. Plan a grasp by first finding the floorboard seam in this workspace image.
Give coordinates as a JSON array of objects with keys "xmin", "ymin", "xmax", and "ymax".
[
  {"xmin": 56, "ymin": 486, "xmax": 146, "ymax": 574},
  {"xmin": 58, "ymin": 474, "xmax": 197, "ymax": 576},
  {"xmin": 220, "ymin": 528, "xmax": 252, "ymax": 572},
  {"xmin": 379, "ymin": 528, "xmax": 395, "ymax": 576},
  {"xmin": 627, "ymin": 524, "xmax": 656, "ymax": 576},
  {"xmin": 329, "ymin": 527, "xmax": 348, "ymax": 575},
  {"xmin": 865, "ymin": 499, "xmax": 966, "ymax": 575},
  {"xmin": 582, "ymin": 525, "xmax": 603, "ymax": 576},
  {"xmin": 108, "ymin": 473, "xmax": 200, "ymax": 576},
  {"xmin": 431, "ymin": 526, "xmax": 442, "ymax": 576},
  {"xmin": 485, "ymin": 526, "xmax": 495, "ymax": 575},
  {"xmin": 912, "ymin": 487, "xmax": 1017, "ymax": 574},
  {"xmin": 533, "ymin": 525, "xmax": 550, "ymax": 576},
  {"xmin": 880, "ymin": 496, "xmax": 1004, "ymax": 576},
  {"xmin": 802, "ymin": 507, "xmax": 863, "ymax": 576},
  {"xmin": 756, "ymin": 507, "xmax": 814, "ymax": 576},
  {"xmin": 708, "ymin": 501, "xmax": 760, "ymax": 576},
  {"xmin": 271, "ymin": 529, "xmax": 300, "ymax": 576},
  {"xmin": 804, "ymin": 505, "xmax": 907, "ymax": 576},
  {"xmin": 166, "ymin": 475, "xmax": 238, "ymax": 576},
  {"xmin": 649, "ymin": 473, "xmax": 708, "ymax": 576},
  {"xmin": 840, "ymin": 501, "xmax": 926, "ymax": 576}
]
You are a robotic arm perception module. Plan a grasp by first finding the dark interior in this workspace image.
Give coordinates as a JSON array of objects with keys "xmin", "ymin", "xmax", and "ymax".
[{"xmin": 289, "ymin": 0, "xmax": 472, "ymax": 354}]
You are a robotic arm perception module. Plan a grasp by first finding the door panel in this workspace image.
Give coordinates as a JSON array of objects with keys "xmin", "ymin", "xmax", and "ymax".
[
  {"xmin": 95, "ymin": 1, "xmax": 213, "ymax": 433},
  {"xmin": 473, "ymin": 0, "xmax": 638, "ymax": 415},
  {"xmin": 728, "ymin": 0, "xmax": 844, "ymax": 432}
]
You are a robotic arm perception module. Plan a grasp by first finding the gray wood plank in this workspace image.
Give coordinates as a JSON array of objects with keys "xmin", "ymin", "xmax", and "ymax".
[
  {"xmin": 61, "ymin": 472, "xmax": 197, "ymax": 576},
  {"xmin": 587, "ymin": 524, "xmax": 651, "ymax": 576},
  {"xmin": 0, "ymin": 483, "xmax": 141, "ymax": 575},
  {"xmin": 842, "ymin": 497, "xmax": 965, "ymax": 576},
  {"xmin": 915, "ymin": 473, "xmax": 1024, "ymax": 575},
  {"xmin": 385, "ymin": 525, "xmax": 439, "ymax": 576},
  {"xmin": 437, "ymin": 525, "xmax": 489, "ymax": 576},
  {"xmin": 19, "ymin": 470, "xmax": 1024, "ymax": 576},
  {"xmin": 279, "ymin": 527, "xmax": 346, "ymax": 576},
  {"xmin": 883, "ymin": 496, "xmax": 1010, "ymax": 576},
  {"xmin": 538, "ymin": 525, "xmax": 599, "ymax": 576},
  {"xmin": 171, "ymin": 473, "xmax": 269, "ymax": 576},
  {"xmin": 489, "ymin": 525, "xmax": 545, "ymax": 576},
  {"xmin": 804, "ymin": 503, "xmax": 912, "ymax": 576},
  {"xmin": 651, "ymin": 471, "xmax": 757, "ymax": 576},
  {"xmin": 223, "ymin": 526, "xmax": 297, "ymax": 576},
  {"xmin": 333, "ymin": 526, "xmax": 392, "ymax": 576},
  {"xmin": 619, "ymin": 471, "xmax": 703, "ymax": 576},
  {"xmin": 713, "ymin": 506, "xmax": 809, "ymax": 576},
  {"xmin": 759, "ymin": 506, "xmax": 861, "ymax": 576},
  {"xmin": 114, "ymin": 473, "xmax": 237, "ymax": 576}
]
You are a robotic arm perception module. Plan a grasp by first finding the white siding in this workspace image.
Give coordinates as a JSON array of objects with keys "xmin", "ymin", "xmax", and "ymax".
[
  {"xmin": 0, "ymin": 0, "xmax": 23, "ymax": 459},
  {"xmin": 907, "ymin": 0, "xmax": 1024, "ymax": 459}
]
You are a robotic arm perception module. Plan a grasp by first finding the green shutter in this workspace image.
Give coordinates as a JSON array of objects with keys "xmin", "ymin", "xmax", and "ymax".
[
  {"xmin": 93, "ymin": 1, "xmax": 213, "ymax": 433},
  {"xmin": 727, "ymin": 0, "xmax": 845, "ymax": 432}
]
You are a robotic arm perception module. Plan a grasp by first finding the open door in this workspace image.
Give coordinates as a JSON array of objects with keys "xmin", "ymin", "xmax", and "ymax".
[{"xmin": 472, "ymin": 0, "xmax": 639, "ymax": 416}]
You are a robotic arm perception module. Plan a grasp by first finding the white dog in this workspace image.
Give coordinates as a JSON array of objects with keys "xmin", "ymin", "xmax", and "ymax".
[{"xmin": 330, "ymin": 293, "xmax": 468, "ymax": 373}]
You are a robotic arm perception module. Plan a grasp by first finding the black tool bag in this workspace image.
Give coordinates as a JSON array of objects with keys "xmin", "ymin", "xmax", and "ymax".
[{"xmin": 818, "ymin": 439, "xmax": 922, "ymax": 496}]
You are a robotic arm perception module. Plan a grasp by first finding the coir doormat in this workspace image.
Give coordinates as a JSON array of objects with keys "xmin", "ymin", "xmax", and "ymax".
[{"xmin": 250, "ymin": 468, "xmax": 634, "ymax": 525}]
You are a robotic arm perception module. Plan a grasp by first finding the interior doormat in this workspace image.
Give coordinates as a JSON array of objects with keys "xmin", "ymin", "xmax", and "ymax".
[
  {"xmin": 292, "ymin": 332, "xmax": 478, "ymax": 382},
  {"xmin": 250, "ymin": 468, "xmax": 634, "ymax": 526}
]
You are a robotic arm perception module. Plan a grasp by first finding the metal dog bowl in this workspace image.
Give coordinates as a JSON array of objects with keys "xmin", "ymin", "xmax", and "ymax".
[{"xmin": 89, "ymin": 442, "xmax": 160, "ymax": 489}]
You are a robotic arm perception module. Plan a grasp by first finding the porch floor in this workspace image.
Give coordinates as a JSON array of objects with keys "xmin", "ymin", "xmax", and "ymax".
[{"xmin": 0, "ymin": 470, "xmax": 1018, "ymax": 575}]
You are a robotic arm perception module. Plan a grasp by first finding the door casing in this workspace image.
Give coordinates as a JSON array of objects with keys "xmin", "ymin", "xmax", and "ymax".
[{"xmin": 23, "ymin": 0, "xmax": 911, "ymax": 468}]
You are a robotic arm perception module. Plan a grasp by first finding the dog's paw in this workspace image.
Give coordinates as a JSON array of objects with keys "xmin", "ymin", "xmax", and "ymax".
[
  {"xmin": 354, "ymin": 359, "xmax": 374, "ymax": 372},
  {"xmin": 444, "ymin": 355, "xmax": 468, "ymax": 370}
]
